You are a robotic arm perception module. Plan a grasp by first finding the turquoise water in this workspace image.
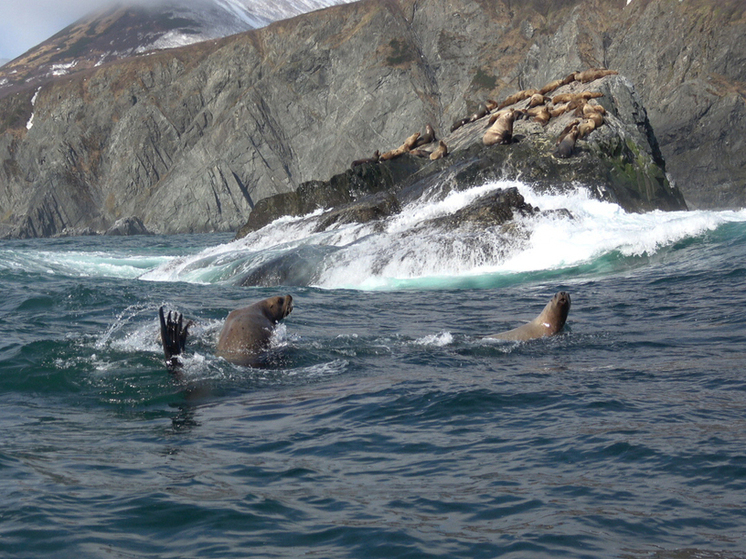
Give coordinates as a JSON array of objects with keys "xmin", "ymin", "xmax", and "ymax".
[{"xmin": 2, "ymin": 183, "xmax": 746, "ymax": 558}]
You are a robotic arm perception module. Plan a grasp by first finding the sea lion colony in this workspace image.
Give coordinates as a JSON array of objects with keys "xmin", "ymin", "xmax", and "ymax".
[{"xmin": 349, "ymin": 68, "xmax": 617, "ymax": 168}]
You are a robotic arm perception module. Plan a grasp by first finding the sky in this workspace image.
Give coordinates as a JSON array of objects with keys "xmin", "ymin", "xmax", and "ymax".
[{"xmin": 0, "ymin": 0, "xmax": 121, "ymax": 61}]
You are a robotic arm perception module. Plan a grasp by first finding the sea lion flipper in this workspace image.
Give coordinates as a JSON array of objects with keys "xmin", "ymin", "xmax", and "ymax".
[{"xmin": 159, "ymin": 306, "xmax": 190, "ymax": 370}]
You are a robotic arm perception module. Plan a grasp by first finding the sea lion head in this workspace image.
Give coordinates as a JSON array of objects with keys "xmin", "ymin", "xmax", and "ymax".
[
  {"xmin": 262, "ymin": 294, "xmax": 294, "ymax": 323},
  {"xmin": 543, "ymin": 291, "xmax": 571, "ymax": 333}
]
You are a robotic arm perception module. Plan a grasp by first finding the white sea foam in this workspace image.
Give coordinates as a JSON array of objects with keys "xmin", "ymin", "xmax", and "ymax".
[{"xmin": 6, "ymin": 182, "xmax": 746, "ymax": 289}]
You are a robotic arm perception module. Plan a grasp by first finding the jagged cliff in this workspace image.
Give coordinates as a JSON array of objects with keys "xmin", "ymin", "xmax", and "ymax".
[{"xmin": 0, "ymin": 0, "xmax": 743, "ymax": 238}]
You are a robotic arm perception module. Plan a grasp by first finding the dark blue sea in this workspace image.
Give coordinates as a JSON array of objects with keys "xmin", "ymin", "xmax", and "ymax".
[{"xmin": 2, "ymin": 182, "xmax": 746, "ymax": 558}]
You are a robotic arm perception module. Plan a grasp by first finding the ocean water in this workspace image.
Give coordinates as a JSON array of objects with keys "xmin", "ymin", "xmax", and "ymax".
[{"xmin": 2, "ymin": 181, "xmax": 746, "ymax": 559}]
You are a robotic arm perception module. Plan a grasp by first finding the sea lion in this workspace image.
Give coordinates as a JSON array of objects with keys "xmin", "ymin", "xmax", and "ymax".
[
  {"xmin": 528, "ymin": 93, "xmax": 545, "ymax": 108},
  {"xmin": 485, "ymin": 99, "xmax": 499, "ymax": 111},
  {"xmin": 562, "ymin": 72, "xmax": 577, "ymax": 85},
  {"xmin": 539, "ymin": 79, "xmax": 563, "ymax": 96},
  {"xmin": 469, "ymin": 103, "xmax": 489, "ymax": 122},
  {"xmin": 486, "ymin": 292, "xmax": 571, "ymax": 341},
  {"xmin": 380, "ymin": 145, "xmax": 408, "ymax": 160},
  {"xmin": 158, "ymin": 295, "xmax": 293, "ymax": 369},
  {"xmin": 550, "ymin": 92, "xmax": 577, "ymax": 105},
  {"xmin": 403, "ymin": 132, "xmax": 421, "ymax": 151},
  {"xmin": 498, "ymin": 88, "xmax": 537, "ymax": 109},
  {"xmin": 556, "ymin": 121, "xmax": 580, "ymax": 158},
  {"xmin": 409, "ymin": 148, "xmax": 431, "ymax": 158},
  {"xmin": 528, "ymin": 105, "xmax": 551, "ymax": 125},
  {"xmin": 351, "ymin": 150, "xmax": 380, "ymax": 167},
  {"xmin": 483, "ymin": 109, "xmax": 516, "ymax": 146},
  {"xmin": 414, "ymin": 124, "xmax": 436, "ymax": 147},
  {"xmin": 577, "ymin": 118, "xmax": 596, "ymax": 139},
  {"xmin": 159, "ymin": 308, "xmax": 194, "ymax": 370},
  {"xmin": 576, "ymin": 68, "xmax": 618, "ymax": 83},
  {"xmin": 216, "ymin": 295, "xmax": 294, "ymax": 366},
  {"xmin": 429, "ymin": 140, "xmax": 448, "ymax": 160},
  {"xmin": 549, "ymin": 103, "xmax": 571, "ymax": 118},
  {"xmin": 450, "ymin": 117, "xmax": 470, "ymax": 132}
]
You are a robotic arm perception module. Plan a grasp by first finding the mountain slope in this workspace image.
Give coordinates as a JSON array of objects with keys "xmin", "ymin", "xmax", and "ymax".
[{"xmin": 0, "ymin": 0, "xmax": 348, "ymax": 98}]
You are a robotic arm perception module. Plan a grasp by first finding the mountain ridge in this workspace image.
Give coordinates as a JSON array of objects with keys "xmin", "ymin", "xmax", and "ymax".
[{"xmin": 0, "ymin": 0, "xmax": 349, "ymax": 99}]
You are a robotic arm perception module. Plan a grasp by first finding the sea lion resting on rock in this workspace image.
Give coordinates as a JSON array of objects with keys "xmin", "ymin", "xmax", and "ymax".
[
  {"xmin": 351, "ymin": 150, "xmax": 380, "ymax": 168},
  {"xmin": 159, "ymin": 295, "xmax": 294, "ymax": 369},
  {"xmin": 486, "ymin": 292, "xmax": 571, "ymax": 341},
  {"xmin": 414, "ymin": 124, "xmax": 436, "ymax": 147},
  {"xmin": 429, "ymin": 140, "xmax": 448, "ymax": 160},
  {"xmin": 483, "ymin": 109, "xmax": 516, "ymax": 146}
]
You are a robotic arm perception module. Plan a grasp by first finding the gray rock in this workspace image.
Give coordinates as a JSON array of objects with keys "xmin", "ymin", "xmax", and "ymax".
[{"xmin": 105, "ymin": 216, "xmax": 152, "ymax": 236}]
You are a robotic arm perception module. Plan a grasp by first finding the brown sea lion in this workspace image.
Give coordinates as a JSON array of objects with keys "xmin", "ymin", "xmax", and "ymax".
[
  {"xmin": 216, "ymin": 295, "xmax": 294, "ymax": 366},
  {"xmin": 485, "ymin": 99, "xmax": 499, "ymax": 111},
  {"xmin": 351, "ymin": 150, "xmax": 380, "ymax": 168},
  {"xmin": 539, "ymin": 79, "xmax": 564, "ymax": 96},
  {"xmin": 576, "ymin": 68, "xmax": 618, "ymax": 83},
  {"xmin": 588, "ymin": 111, "xmax": 604, "ymax": 127},
  {"xmin": 403, "ymin": 132, "xmax": 421, "ymax": 151},
  {"xmin": 528, "ymin": 93, "xmax": 545, "ymax": 108},
  {"xmin": 486, "ymin": 292, "xmax": 571, "ymax": 342},
  {"xmin": 380, "ymin": 145, "xmax": 408, "ymax": 160},
  {"xmin": 549, "ymin": 103, "xmax": 571, "ymax": 118},
  {"xmin": 498, "ymin": 88, "xmax": 537, "ymax": 109},
  {"xmin": 483, "ymin": 109, "xmax": 516, "ymax": 146},
  {"xmin": 577, "ymin": 118, "xmax": 596, "ymax": 139},
  {"xmin": 550, "ymin": 92, "xmax": 576, "ymax": 105},
  {"xmin": 415, "ymin": 124, "xmax": 436, "ymax": 147},
  {"xmin": 409, "ymin": 148, "xmax": 431, "ymax": 158},
  {"xmin": 562, "ymin": 72, "xmax": 577, "ymax": 85},
  {"xmin": 429, "ymin": 140, "xmax": 448, "ymax": 160},
  {"xmin": 528, "ymin": 105, "xmax": 551, "ymax": 125},
  {"xmin": 159, "ymin": 295, "xmax": 294, "ymax": 369}
]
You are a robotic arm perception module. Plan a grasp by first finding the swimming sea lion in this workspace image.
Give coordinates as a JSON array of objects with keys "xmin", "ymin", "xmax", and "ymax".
[
  {"xmin": 216, "ymin": 295, "xmax": 294, "ymax": 366},
  {"xmin": 158, "ymin": 295, "xmax": 294, "ymax": 369},
  {"xmin": 159, "ymin": 308, "xmax": 194, "ymax": 370},
  {"xmin": 486, "ymin": 292, "xmax": 571, "ymax": 341},
  {"xmin": 483, "ymin": 109, "xmax": 516, "ymax": 146},
  {"xmin": 429, "ymin": 140, "xmax": 448, "ymax": 160}
]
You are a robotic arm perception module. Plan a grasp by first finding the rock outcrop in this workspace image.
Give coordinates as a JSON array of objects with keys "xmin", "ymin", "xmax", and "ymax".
[
  {"xmin": 237, "ymin": 74, "xmax": 685, "ymax": 241},
  {"xmin": 0, "ymin": 0, "xmax": 742, "ymax": 238}
]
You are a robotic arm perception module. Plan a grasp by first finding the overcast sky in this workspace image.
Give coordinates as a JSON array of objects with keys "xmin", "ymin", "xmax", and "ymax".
[{"xmin": 0, "ymin": 0, "xmax": 118, "ymax": 61}]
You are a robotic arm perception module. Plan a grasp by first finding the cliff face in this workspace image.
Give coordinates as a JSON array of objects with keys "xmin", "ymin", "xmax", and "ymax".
[{"xmin": 0, "ymin": 0, "xmax": 742, "ymax": 238}]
